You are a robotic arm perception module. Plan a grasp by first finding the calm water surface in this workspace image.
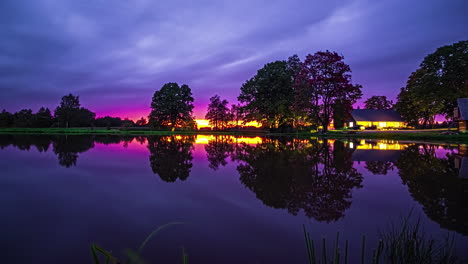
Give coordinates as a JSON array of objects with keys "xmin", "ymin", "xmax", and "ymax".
[{"xmin": 0, "ymin": 134, "xmax": 467, "ymax": 263}]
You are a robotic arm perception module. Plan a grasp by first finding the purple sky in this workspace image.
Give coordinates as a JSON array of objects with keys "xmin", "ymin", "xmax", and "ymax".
[{"xmin": 1, "ymin": 0, "xmax": 467, "ymax": 120}]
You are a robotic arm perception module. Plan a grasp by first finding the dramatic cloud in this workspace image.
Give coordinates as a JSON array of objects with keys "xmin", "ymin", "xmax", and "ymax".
[{"xmin": 1, "ymin": 0, "xmax": 467, "ymax": 119}]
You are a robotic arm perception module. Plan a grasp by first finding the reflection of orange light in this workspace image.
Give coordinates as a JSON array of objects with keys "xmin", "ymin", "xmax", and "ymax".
[
  {"xmin": 236, "ymin": 137, "xmax": 263, "ymax": 144},
  {"xmin": 195, "ymin": 135, "xmax": 214, "ymax": 144},
  {"xmin": 194, "ymin": 119, "xmax": 262, "ymax": 129},
  {"xmin": 194, "ymin": 135, "xmax": 263, "ymax": 145},
  {"xmin": 356, "ymin": 140, "xmax": 408, "ymax": 150}
]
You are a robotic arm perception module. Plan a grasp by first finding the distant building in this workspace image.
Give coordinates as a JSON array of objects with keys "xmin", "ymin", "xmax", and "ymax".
[
  {"xmin": 454, "ymin": 98, "xmax": 468, "ymax": 132},
  {"xmin": 347, "ymin": 109, "xmax": 405, "ymax": 129}
]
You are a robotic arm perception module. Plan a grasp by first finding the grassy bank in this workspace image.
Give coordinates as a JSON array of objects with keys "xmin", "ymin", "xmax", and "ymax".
[{"xmin": 1, "ymin": 128, "xmax": 467, "ymax": 143}]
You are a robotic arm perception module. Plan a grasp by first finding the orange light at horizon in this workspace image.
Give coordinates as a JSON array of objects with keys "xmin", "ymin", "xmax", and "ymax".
[
  {"xmin": 194, "ymin": 119, "xmax": 262, "ymax": 129},
  {"xmin": 195, "ymin": 119, "xmax": 211, "ymax": 128}
]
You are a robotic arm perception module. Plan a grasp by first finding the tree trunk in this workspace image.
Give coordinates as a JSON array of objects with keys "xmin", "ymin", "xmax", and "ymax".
[{"xmin": 322, "ymin": 120, "xmax": 329, "ymax": 133}]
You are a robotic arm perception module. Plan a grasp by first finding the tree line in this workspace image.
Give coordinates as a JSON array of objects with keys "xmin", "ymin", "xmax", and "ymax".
[
  {"xmin": 1, "ymin": 41, "xmax": 466, "ymax": 130},
  {"xmin": 0, "ymin": 94, "xmax": 147, "ymax": 128},
  {"xmin": 148, "ymin": 41, "xmax": 466, "ymax": 131}
]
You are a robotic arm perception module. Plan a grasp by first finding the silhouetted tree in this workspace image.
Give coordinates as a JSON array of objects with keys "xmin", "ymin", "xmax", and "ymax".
[
  {"xmin": 13, "ymin": 109, "xmax": 34, "ymax": 127},
  {"xmin": 54, "ymin": 94, "xmax": 95, "ymax": 127},
  {"xmin": 294, "ymin": 51, "xmax": 362, "ymax": 132},
  {"xmin": 147, "ymin": 136, "xmax": 195, "ymax": 182},
  {"xmin": 230, "ymin": 104, "xmax": 243, "ymax": 128},
  {"xmin": 135, "ymin": 117, "xmax": 147, "ymax": 126},
  {"xmin": 149, "ymin": 83, "xmax": 194, "ymax": 131},
  {"xmin": 394, "ymin": 87, "xmax": 424, "ymax": 127},
  {"xmin": 332, "ymin": 99, "xmax": 353, "ymax": 129},
  {"xmin": 205, "ymin": 95, "xmax": 232, "ymax": 130},
  {"xmin": 54, "ymin": 94, "xmax": 80, "ymax": 128},
  {"xmin": 95, "ymin": 116, "xmax": 123, "ymax": 128},
  {"xmin": 121, "ymin": 118, "xmax": 135, "ymax": 129},
  {"xmin": 75, "ymin": 108, "xmax": 95, "ymax": 127},
  {"xmin": 33, "ymin": 107, "xmax": 53, "ymax": 128},
  {"xmin": 395, "ymin": 40, "xmax": 468, "ymax": 124},
  {"xmin": 0, "ymin": 110, "xmax": 14, "ymax": 127},
  {"xmin": 238, "ymin": 60, "xmax": 295, "ymax": 129},
  {"xmin": 364, "ymin": 96, "xmax": 393, "ymax": 110}
]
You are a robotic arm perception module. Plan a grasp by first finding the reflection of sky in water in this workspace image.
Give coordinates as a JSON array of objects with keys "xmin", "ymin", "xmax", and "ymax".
[{"xmin": 0, "ymin": 135, "xmax": 467, "ymax": 263}]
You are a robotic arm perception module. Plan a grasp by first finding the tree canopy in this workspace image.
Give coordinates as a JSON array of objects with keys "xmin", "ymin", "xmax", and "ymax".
[
  {"xmin": 54, "ymin": 94, "xmax": 95, "ymax": 127},
  {"xmin": 364, "ymin": 96, "xmax": 393, "ymax": 110},
  {"xmin": 294, "ymin": 51, "xmax": 362, "ymax": 132},
  {"xmin": 238, "ymin": 60, "xmax": 296, "ymax": 129},
  {"xmin": 149, "ymin": 82, "xmax": 194, "ymax": 131},
  {"xmin": 205, "ymin": 95, "xmax": 232, "ymax": 130},
  {"xmin": 395, "ymin": 40, "xmax": 468, "ymax": 126}
]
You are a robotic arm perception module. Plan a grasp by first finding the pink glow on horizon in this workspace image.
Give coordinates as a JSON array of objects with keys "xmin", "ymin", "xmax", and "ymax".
[{"xmin": 95, "ymin": 103, "xmax": 209, "ymax": 121}]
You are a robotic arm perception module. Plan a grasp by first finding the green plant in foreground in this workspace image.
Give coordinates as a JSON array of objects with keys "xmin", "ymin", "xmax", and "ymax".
[
  {"xmin": 303, "ymin": 215, "xmax": 460, "ymax": 264},
  {"xmin": 90, "ymin": 222, "xmax": 185, "ymax": 264}
]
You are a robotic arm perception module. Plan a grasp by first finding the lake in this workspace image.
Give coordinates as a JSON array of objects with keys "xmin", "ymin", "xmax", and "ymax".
[{"xmin": 0, "ymin": 134, "xmax": 467, "ymax": 263}]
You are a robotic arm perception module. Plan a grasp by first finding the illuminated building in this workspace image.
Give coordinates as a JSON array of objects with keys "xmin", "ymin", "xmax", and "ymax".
[{"xmin": 347, "ymin": 109, "xmax": 405, "ymax": 129}]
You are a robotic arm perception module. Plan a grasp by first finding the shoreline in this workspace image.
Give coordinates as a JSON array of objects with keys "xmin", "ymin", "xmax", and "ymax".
[{"xmin": 1, "ymin": 128, "xmax": 467, "ymax": 144}]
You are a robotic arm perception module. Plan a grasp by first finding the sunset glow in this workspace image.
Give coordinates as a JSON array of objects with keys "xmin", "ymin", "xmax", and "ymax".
[{"xmin": 195, "ymin": 119, "xmax": 262, "ymax": 129}]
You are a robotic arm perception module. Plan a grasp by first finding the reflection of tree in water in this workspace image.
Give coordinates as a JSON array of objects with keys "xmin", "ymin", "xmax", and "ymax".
[
  {"xmin": 0, "ymin": 134, "xmax": 139, "ymax": 168},
  {"xmin": 365, "ymin": 161, "xmax": 394, "ymax": 175},
  {"xmin": 395, "ymin": 145, "xmax": 468, "ymax": 235},
  {"xmin": 147, "ymin": 136, "xmax": 195, "ymax": 182},
  {"xmin": 53, "ymin": 135, "xmax": 95, "ymax": 167},
  {"xmin": 205, "ymin": 136, "xmax": 234, "ymax": 170},
  {"xmin": 0, "ymin": 134, "xmax": 52, "ymax": 152},
  {"xmin": 234, "ymin": 138, "xmax": 363, "ymax": 222}
]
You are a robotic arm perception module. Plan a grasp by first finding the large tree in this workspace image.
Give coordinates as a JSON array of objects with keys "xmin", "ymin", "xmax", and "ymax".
[
  {"xmin": 238, "ymin": 59, "xmax": 296, "ymax": 129},
  {"xmin": 364, "ymin": 96, "xmax": 393, "ymax": 110},
  {"xmin": 149, "ymin": 82, "xmax": 194, "ymax": 131},
  {"xmin": 396, "ymin": 40, "xmax": 468, "ymax": 123},
  {"xmin": 54, "ymin": 94, "xmax": 95, "ymax": 127},
  {"xmin": 395, "ymin": 67, "xmax": 444, "ymax": 127},
  {"xmin": 55, "ymin": 94, "xmax": 80, "ymax": 128},
  {"xmin": 205, "ymin": 95, "xmax": 232, "ymax": 130},
  {"xmin": 294, "ymin": 51, "xmax": 362, "ymax": 132}
]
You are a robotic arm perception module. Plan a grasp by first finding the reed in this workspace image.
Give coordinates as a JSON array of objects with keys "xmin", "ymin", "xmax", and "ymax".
[{"xmin": 303, "ymin": 216, "xmax": 460, "ymax": 264}]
